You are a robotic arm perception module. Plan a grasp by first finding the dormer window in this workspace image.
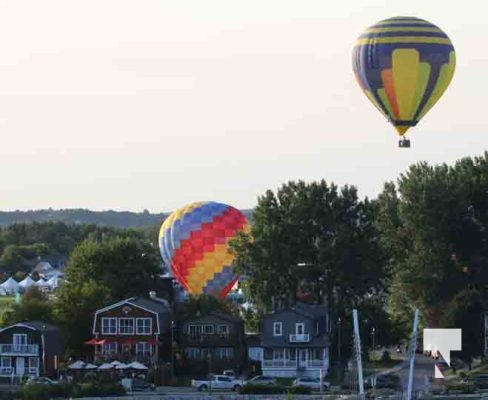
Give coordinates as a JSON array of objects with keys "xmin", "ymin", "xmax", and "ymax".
[
  {"xmin": 273, "ymin": 322, "xmax": 282, "ymax": 336},
  {"xmin": 296, "ymin": 323, "xmax": 304, "ymax": 335}
]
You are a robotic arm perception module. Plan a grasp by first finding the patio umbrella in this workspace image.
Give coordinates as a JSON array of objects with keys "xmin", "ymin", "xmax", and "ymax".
[
  {"xmin": 68, "ymin": 360, "xmax": 85, "ymax": 369},
  {"xmin": 127, "ymin": 361, "xmax": 148, "ymax": 370},
  {"xmin": 98, "ymin": 363, "xmax": 114, "ymax": 370},
  {"xmin": 111, "ymin": 360, "xmax": 123, "ymax": 366},
  {"xmin": 84, "ymin": 363, "xmax": 98, "ymax": 370},
  {"xmin": 115, "ymin": 363, "xmax": 129, "ymax": 369}
]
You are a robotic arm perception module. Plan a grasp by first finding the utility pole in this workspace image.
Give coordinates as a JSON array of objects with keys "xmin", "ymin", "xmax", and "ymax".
[
  {"xmin": 407, "ymin": 309, "xmax": 420, "ymax": 400},
  {"xmin": 352, "ymin": 310, "xmax": 365, "ymax": 400}
]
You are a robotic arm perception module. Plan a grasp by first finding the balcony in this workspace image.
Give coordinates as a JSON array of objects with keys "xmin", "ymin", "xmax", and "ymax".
[
  {"xmin": 0, "ymin": 344, "xmax": 39, "ymax": 355},
  {"xmin": 182, "ymin": 334, "xmax": 237, "ymax": 346},
  {"xmin": 0, "ymin": 367, "xmax": 38, "ymax": 376},
  {"xmin": 289, "ymin": 334, "xmax": 310, "ymax": 343}
]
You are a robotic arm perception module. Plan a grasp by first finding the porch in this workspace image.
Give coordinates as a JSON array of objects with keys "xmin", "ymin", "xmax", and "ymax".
[
  {"xmin": 87, "ymin": 337, "xmax": 159, "ymax": 365},
  {"xmin": 261, "ymin": 347, "xmax": 329, "ymax": 377}
]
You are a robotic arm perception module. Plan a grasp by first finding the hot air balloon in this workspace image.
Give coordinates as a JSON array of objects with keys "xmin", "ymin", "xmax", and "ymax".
[
  {"xmin": 158, "ymin": 201, "xmax": 250, "ymax": 298},
  {"xmin": 352, "ymin": 16, "xmax": 456, "ymax": 147}
]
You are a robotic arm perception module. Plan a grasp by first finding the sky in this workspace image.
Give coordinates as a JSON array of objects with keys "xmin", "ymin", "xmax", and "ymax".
[{"xmin": 0, "ymin": 0, "xmax": 486, "ymax": 213}]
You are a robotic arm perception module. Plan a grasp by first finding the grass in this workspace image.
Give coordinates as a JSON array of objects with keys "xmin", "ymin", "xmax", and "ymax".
[{"xmin": 0, "ymin": 296, "xmax": 16, "ymax": 311}]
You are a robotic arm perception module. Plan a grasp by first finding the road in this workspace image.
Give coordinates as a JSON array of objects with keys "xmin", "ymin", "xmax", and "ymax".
[{"xmin": 396, "ymin": 354, "xmax": 437, "ymax": 393}]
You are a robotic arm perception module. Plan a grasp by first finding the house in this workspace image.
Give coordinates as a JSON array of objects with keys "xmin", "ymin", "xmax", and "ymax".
[
  {"xmin": 89, "ymin": 293, "xmax": 172, "ymax": 366},
  {"xmin": 246, "ymin": 333, "xmax": 262, "ymax": 363},
  {"xmin": 260, "ymin": 302, "xmax": 330, "ymax": 378},
  {"xmin": 0, "ymin": 321, "xmax": 62, "ymax": 379},
  {"xmin": 179, "ymin": 311, "xmax": 247, "ymax": 373}
]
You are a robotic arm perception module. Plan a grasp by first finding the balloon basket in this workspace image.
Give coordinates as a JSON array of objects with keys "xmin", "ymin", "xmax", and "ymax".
[{"xmin": 398, "ymin": 138, "xmax": 411, "ymax": 148}]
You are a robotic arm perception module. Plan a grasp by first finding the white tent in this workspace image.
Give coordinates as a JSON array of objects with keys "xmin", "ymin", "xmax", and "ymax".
[
  {"xmin": 84, "ymin": 363, "xmax": 98, "ymax": 370},
  {"xmin": 0, "ymin": 277, "xmax": 20, "ymax": 294},
  {"xmin": 46, "ymin": 276, "xmax": 61, "ymax": 289},
  {"xmin": 19, "ymin": 276, "xmax": 36, "ymax": 289},
  {"xmin": 98, "ymin": 363, "xmax": 114, "ymax": 370},
  {"xmin": 35, "ymin": 278, "xmax": 50, "ymax": 288},
  {"xmin": 68, "ymin": 360, "xmax": 85, "ymax": 369},
  {"xmin": 115, "ymin": 363, "xmax": 129, "ymax": 370},
  {"xmin": 110, "ymin": 360, "xmax": 123, "ymax": 367},
  {"xmin": 127, "ymin": 361, "xmax": 147, "ymax": 370}
]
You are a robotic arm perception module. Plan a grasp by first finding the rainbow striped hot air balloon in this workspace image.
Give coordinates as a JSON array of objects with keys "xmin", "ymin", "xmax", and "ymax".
[
  {"xmin": 353, "ymin": 16, "xmax": 456, "ymax": 147},
  {"xmin": 159, "ymin": 201, "xmax": 250, "ymax": 299}
]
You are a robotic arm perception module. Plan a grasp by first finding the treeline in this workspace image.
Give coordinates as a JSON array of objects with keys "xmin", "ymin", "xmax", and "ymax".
[{"xmin": 0, "ymin": 208, "xmax": 254, "ymax": 229}]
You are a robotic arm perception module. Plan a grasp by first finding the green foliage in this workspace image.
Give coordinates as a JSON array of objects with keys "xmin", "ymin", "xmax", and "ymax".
[
  {"xmin": 54, "ymin": 236, "xmax": 160, "ymax": 355},
  {"xmin": 2, "ymin": 286, "xmax": 53, "ymax": 325},
  {"xmin": 22, "ymin": 384, "xmax": 51, "ymax": 400},
  {"xmin": 71, "ymin": 382, "xmax": 126, "ymax": 398}
]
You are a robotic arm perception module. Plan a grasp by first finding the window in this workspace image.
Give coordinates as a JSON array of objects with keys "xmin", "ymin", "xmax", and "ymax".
[
  {"xmin": 101, "ymin": 318, "xmax": 117, "ymax": 335},
  {"xmin": 13, "ymin": 334, "xmax": 27, "ymax": 348},
  {"xmin": 118, "ymin": 318, "xmax": 134, "ymax": 334},
  {"xmin": 215, "ymin": 348, "xmax": 234, "ymax": 359},
  {"xmin": 296, "ymin": 323, "xmax": 305, "ymax": 335},
  {"xmin": 217, "ymin": 325, "xmax": 229, "ymax": 335},
  {"xmin": 184, "ymin": 347, "xmax": 200, "ymax": 360},
  {"xmin": 1, "ymin": 357, "xmax": 11, "ymax": 368},
  {"xmin": 188, "ymin": 325, "xmax": 202, "ymax": 337},
  {"xmin": 136, "ymin": 318, "xmax": 152, "ymax": 335},
  {"xmin": 217, "ymin": 376, "xmax": 232, "ymax": 382},
  {"xmin": 273, "ymin": 349, "xmax": 284, "ymax": 360},
  {"xmin": 29, "ymin": 357, "xmax": 39, "ymax": 369},
  {"xmin": 136, "ymin": 342, "xmax": 152, "ymax": 355},
  {"xmin": 201, "ymin": 348, "xmax": 212, "ymax": 359},
  {"xmin": 312, "ymin": 348, "xmax": 322, "ymax": 360},
  {"xmin": 273, "ymin": 322, "xmax": 282, "ymax": 336},
  {"xmin": 102, "ymin": 343, "xmax": 118, "ymax": 355},
  {"xmin": 203, "ymin": 325, "xmax": 214, "ymax": 334}
]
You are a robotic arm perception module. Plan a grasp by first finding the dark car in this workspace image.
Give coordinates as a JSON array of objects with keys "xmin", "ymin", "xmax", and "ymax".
[{"xmin": 131, "ymin": 378, "xmax": 156, "ymax": 392}]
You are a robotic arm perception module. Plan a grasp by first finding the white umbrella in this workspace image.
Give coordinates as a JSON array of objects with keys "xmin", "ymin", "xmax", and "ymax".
[
  {"xmin": 127, "ymin": 361, "xmax": 148, "ymax": 370},
  {"xmin": 115, "ymin": 363, "xmax": 129, "ymax": 369},
  {"xmin": 98, "ymin": 363, "xmax": 114, "ymax": 370},
  {"xmin": 68, "ymin": 360, "xmax": 85, "ymax": 369},
  {"xmin": 84, "ymin": 363, "xmax": 98, "ymax": 369},
  {"xmin": 110, "ymin": 360, "xmax": 123, "ymax": 366}
]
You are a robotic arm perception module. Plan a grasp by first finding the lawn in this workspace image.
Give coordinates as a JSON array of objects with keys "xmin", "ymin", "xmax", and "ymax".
[{"xmin": 0, "ymin": 296, "xmax": 16, "ymax": 311}]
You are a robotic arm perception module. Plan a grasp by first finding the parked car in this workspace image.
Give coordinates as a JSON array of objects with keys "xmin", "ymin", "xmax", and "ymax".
[
  {"xmin": 292, "ymin": 376, "xmax": 330, "ymax": 390},
  {"xmin": 25, "ymin": 377, "xmax": 58, "ymax": 385},
  {"xmin": 191, "ymin": 374, "xmax": 243, "ymax": 391},
  {"xmin": 243, "ymin": 375, "xmax": 277, "ymax": 386},
  {"xmin": 223, "ymin": 369, "xmax": 236, "ymax": 379},
  {"xmin": 131, "ymin": 378, "xmax": 156, "ymax": 392}
]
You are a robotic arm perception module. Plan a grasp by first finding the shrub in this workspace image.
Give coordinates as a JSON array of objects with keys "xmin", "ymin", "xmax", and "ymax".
[
  {"xmin": 49, "ymin": 382, "xmax": 75, "ymax": 398},
  {"xmin": 381, "ymin": 350, "xmax": 391, "ymax": 362},
  {"xmin": 238, "ymin": 384, "xmax": 286, "ymax": 394},
  {"xmin": 72, "ymin": 382, "xmax": 126, "ymax": 398},
  {"xmin": 287, "ymin": 385, "xmax": 312, "ymax": 394},
  {"xmin": 22, "ymin": 384, "xmax": 51, "ymax": 400}
]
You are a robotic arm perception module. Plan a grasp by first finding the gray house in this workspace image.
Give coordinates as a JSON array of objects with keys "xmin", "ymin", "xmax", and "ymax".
[
  {"xmin": 260, "ymin": 303, "xmax": 330, "ymax": 378},
  {"xmin": 179, "ymin": 311, "xmax": 246, "ymax": 373}
]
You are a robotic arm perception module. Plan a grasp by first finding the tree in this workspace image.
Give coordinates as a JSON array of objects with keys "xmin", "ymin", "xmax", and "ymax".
[
  {"xmin": 232, "ymin": 180, "xmax": 389, "ymax": 358},
  {"xmin": 1, "ymin": 286, "xmax": 53, "ymax": 325},
  {"xmin": 53, "ymin": 236, "xmax": 161, "ymax": 355},
  {"xmin": 377, "ymin": 153, "xmax": 488, "ymax": 327},
  {"xmin": 174, "ymin": 295, "xmax": 235, "ymax": 322}
]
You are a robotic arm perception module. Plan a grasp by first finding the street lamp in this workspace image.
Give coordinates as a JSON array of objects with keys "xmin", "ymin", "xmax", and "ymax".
[
  {"xmin": 170, "ymin": 321, "xmax": 175, "ymax": 377},
  {"xmin": 41, "ymin": 324, "xmax": 46, "ymax": 377},
  {"xmin": 371, "ymin": 327, "xmax": 376, "ymax": 397},
  {"xmin": 337, "ymin": 317, "xmax": 342, "ymax": 362}
]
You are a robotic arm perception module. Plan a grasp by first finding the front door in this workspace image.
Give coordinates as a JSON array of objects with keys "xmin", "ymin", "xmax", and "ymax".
[
  {"xmin": 299, "ymin": 349, "xmax": 308, "ymax": 368},
  {"xmin": 16, "ymin": 357, "xmax": 25, "ymax": 376},
  {"xmin": 13, "ymin": 334, "xmax": 27, "ymax": 351}
]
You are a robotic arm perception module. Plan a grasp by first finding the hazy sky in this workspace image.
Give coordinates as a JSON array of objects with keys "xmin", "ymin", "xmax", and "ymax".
[{"xmin": 0, "ymin": 0, "xmax": 486, "ymax": 212}]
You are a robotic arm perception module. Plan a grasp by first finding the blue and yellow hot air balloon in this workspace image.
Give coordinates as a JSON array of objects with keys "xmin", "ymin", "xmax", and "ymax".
[
  {"xmin": 159, "ymin": 201, "xmax": 250, "ymax": 299},
  {"xmin": 353, "ymin": 16, "xmax": 456, "ymax": 147}
]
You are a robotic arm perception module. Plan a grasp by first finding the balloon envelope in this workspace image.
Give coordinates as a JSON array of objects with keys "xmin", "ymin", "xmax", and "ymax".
[
  {"xmin": 159, "ymin": 201, "xmax": 250, "ymax": 298},
  {"xmin": 352, "ymin": 16, "xmax": 455, "ymax": 136}
]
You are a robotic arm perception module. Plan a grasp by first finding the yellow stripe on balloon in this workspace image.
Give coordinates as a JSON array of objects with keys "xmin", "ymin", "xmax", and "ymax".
[
  {"xmin": 392, "ymin": 49, "xmax": 420, "ymax": 120},
  {"xmin": 374, "ymin": 19, "xmax": 433, "ymax": 25},
  {"xmin": 417, "ymin": 51, "xmax": 456, "ymax": 120},
  {"xmin": 377, "ymin": 88, "xmax": 395, "ymax": 121},
  {"xmin": 365, "ymin": 27, "xmax": 443, "ymax": 33},
  {"xmin": 185, "ymin": 242, "xmax": 236, "ymax": 295},
  {"xmin": 409, "ymin": 62, "xmax": 431, "ymax": 120},
  {"xmin": 355, "ymin": 37, "xmax": 452, "ymax": 46}
]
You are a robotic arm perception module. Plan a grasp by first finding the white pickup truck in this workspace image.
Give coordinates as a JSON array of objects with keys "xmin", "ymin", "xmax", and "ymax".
[{"xmin": 191, "ymin": 374, "xmax": 243, "ymax": 391}]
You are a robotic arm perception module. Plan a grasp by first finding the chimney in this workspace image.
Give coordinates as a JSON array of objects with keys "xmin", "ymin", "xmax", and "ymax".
[{"xmin": 149, "ymin": 291, "xmax": 156, "ymax": 299}]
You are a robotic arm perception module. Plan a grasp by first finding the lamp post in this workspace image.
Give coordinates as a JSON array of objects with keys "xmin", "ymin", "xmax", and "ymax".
[
  {"xmin": 337, "ymin": 317, "xmax": 342, "ymax": 362},
  {"xmin": 371, "ymin": 327, "xmax": 376, "ymax": 397},
  {"xmin": 41, "ymin": 324, "xmax": 46, "ymax": 377},
  {"xmin": 170, "ymin": 321, "xmax": 175, "ymax": 377}
]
